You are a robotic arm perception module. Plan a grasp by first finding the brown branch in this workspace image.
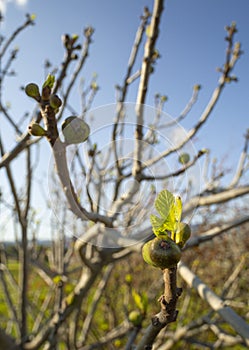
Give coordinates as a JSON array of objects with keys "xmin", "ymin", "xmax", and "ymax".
[
  {"xmin": 0, "ymin": 102, "xmax": 22, "ymax": 135},
  {"xmin": 0, "ymin": 265, "xmax": 20, "ymax": 338},
  {"xmin": 78, "ymin": 264, "xmax": 114, "ymax": 345},
  {"xmin": 56, "ymin": 28, "xmax": 94, "ymax": 121},
  {"xmin": 0, "ymin": 112, "xmax": 42, "ymax": 170},
  {"xmin": 22, "ymin": 267, "xmax": 100, "ymax": 350},
  {"xmin": 78, "ymin": 320, "xmax": 131, "ymax": 350},
  {"xmin": 0, "ymin": 14, "xmax": 35, "ymax": 59},
  {"xmin": 135, "ymin": 266, "xmax": 182, "ymax": 350},
  {"xmin": 0, "ymin": 328, "xmax": 19, "ymax": 350}
]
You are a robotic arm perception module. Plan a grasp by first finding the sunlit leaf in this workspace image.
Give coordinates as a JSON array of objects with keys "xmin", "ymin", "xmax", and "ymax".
[
  {"xmin": 150, "ymin": 214, "xmax": 165, "ymax": 234},
  {"xmin": 141, "ymin": 292, "xmax": 148, "ymax": 313},
  {"xmin": 43, "ymin": 74, "xmax": 55, "ymax": 89},
  {"xmin": 154, "ymin": 190, "xmax": 174, "ymax": 220},
  {"xmin": 132, "ymin": 289, "xmax": 144, "ymax": 312},
  {"xmin": 174, "ymin": 195, "xmax": 182, "ymax": 223}
]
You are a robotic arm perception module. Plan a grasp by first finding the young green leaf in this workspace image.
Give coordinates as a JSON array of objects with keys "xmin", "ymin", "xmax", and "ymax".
[
  {"xmin": 141, "ymin": 292, "xmax": 148, "ymax": 313},
  {"xmin": 150, "ymin": 214, "xmax": 175, "ymax": 235},
  {"xmin": 174, "ymin": 195, "xmax": 182, "ymax": 223},
  {"xmin": 43, "ymin": 74, "xmax": 55, "ymax": 89},
  {"xmin": 132, "ymin": 289, "xmax": 144, "ymax": 312},
  {"xmin": 150, "ymin": 214, "xmax": 165, "ymax": 234},
  {"xmin": 154, "ymin": 190, "xmax": 174, "ymax": 219}
]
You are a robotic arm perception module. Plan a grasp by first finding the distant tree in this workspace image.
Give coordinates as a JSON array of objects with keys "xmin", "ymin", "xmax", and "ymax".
[{"xmin": 0, "ymin": 1, "xmax": 249, "ymax": 349}]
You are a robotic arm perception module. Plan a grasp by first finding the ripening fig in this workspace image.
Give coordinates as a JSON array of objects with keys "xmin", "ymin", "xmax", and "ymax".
[
  {"xmin": 175, "ymin": 222, "xmax": 191, "ymax": 248},
  {"xmin": 25, "ymin": 83, "xmax": 40, "ymax": 101},
  {"xmin": 62, "ymin": 116, "xmax": 90, "ymax": 145},
  {"xmin": 28, "ymin": 122, "xmax": 47, "ymax": 136},
  {"xmin": 142, "ymin": 236, "xmax": 181, "ymax": 269}
]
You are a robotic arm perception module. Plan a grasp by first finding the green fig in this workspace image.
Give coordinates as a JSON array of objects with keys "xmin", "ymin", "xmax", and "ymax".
[
  {"xmin": 178, "ymin": 153, "xmax": 190, "ymax": 165},
  {"xmin": 128, "ymin": 310, "xmax": 143, "ymax": 326},
  {"xmin": 28, "ymin": 122, "xmax": 47, "ymax": 136},
  {"xmin": 175, "ymin": 222, "xmax": 191, "ymax": 248},
  {"xmin": 49, "ymin": 94, "xmax": 62, "ymax": 109},
  {"xmin": 62, "ymin": 116, "xmax": 90, "ymax": 145},
  {"xmin": 142, "ymin": 237, "xmax": 181, "ymax": 269},
  {"xmin": 25, "ymin": 83, "xmax": 40, "ymax": 101}
]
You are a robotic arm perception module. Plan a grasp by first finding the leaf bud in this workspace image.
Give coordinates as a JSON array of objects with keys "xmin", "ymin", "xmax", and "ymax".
[{"xmin": 193, "ymin": 84, "xmax": 201, "ymax": 91}]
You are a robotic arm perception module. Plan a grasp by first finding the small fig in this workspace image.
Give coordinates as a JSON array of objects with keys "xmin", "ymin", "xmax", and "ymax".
[
  {"xmin": 62, "ymin": 116, "xmax": 90, "ymax": 145},
  {"xmin": 175, "ymin": 222, "xmax": 191, "ymax": 248},
  {"xmin": 28, "ymin": 122, "xmax": 47, "ymax": 136},
  {"xmin": 142, "ymin": 237, "xmax": 181, "ymax": 269},
  {"xmin": 128, "ymin": 310, "xmax": 143, "ymax": 327},
  {"xmin": 25, "ymin": 83, "xmax": 40, "ymax": 101},
  {"xmin": 49, "ymin": 94, "xmax": 62, "ymax": 109},
  {"xmin": 178, "ymin": 153, "xmax": 190, "ymax": 165}
]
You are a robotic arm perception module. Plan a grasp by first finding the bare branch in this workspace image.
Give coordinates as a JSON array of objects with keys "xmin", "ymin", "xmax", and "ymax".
[
  {"xmin": 111, "ymin": 7, "xmax": 150, "ymax": 200},
  {"xmin": 55, "ymin": 28, "xmax": 94, "ymax": 120},
  {"xmin": 178, "ymin": 262, "xmax": 249, "ymax": 347},
  {"xmin": 229, "ymin": 131, "xmax": 249, "ymax": 188},
  {"xmin": 184, "ymin": 215, "xmax": 249, "ymax": 250},
  {"xmin": 78, "ymin": 264, "xmax": 114, "ymax": 345},
  {"xmin": 133, "ymin": 0, "xmax": 164, "ymax": 178},
  {"xmin": 141, "ymin": 149, "xmax": 206, "ymax": 181},
  {"xmin": 183, "ymin": 185, "xmax": 249, "ymax": 217},
  {"xmin": 0, "ymin": 14, "xmax": 35, "ymax": 59},
  {"xmin": 158, "ymin": 85, "xmax": 200, "ymax": 129},
  {"xmin": 143, "ymin": 25, "xmax": 242, "ymax": 170}
]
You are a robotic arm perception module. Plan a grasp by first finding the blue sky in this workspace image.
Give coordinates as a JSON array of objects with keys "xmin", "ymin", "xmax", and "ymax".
[
  {"xmin": 1, "ymin": 0, "xmax": 249, "ymax": 239},
  {"xmin": 1, "ymin": 0, "xmax": 248, "ymax": 163}
]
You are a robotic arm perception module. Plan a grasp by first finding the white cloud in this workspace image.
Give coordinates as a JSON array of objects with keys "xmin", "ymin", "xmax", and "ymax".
[
  {"xmin": 0, "ymin": 0, "xmax": 28, "ymax": 15},
  {"xmin": 16, "ymin": 0, "xmax": 28, "ymax": 5},
  {"xmin": 0, "ymin": 0, "xmax": 7, "ymax": 14}
]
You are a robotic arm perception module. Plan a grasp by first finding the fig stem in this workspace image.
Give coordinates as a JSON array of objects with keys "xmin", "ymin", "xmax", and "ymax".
[{"xmin": 155, "ymin": 266, "xmax": 182, "ymax": 324}]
